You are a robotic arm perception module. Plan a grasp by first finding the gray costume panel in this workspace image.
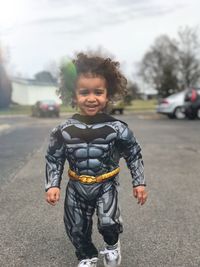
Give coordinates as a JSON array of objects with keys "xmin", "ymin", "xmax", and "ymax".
[
  {"xmin": 45, "ymin": 113, "xmax": 145, "ymax": 191},
  {"xmin": 45, "ymin": 113, "xmax": 146, "ymax": 260},
  {"xmin": 64, "ymin": 179, "xmax": 122, "ymax": 260}
]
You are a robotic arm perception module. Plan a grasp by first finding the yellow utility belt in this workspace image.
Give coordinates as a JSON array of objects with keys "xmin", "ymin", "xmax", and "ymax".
[{"xmin": 68, "ymin": 167, "xmax": 120, "ymax": 184}]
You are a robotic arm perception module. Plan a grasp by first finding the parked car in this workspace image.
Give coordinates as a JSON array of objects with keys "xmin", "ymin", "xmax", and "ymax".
[
  {"xmin": 156, "ymin": 91, "xmax": 186, "ymax": 119},
  {"xmin": 109, "ymin": 100, "xmax": 125, "ymax": 114},
  {"xmin": 183, "ymin": 87, "xmax": 200, "ymax": 119},
  {"xmin": 31, "ymin": 100, "xmax": 60, "ymax": 117}
]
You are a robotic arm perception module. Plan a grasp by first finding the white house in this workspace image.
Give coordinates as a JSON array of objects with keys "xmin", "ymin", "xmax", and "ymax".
[{"xmin": 11, "ymin": 77, "xmax": 62, "ymax": 105}]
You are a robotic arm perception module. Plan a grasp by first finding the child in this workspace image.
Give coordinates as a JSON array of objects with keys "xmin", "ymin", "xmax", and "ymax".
[{"xmin": 45, "ymin": 53, "xmax": 147, "ymax": 267}]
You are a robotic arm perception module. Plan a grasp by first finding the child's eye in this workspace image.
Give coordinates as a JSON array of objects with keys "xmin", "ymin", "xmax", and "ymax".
[
  {"xmin": 78, "ymin": 89, "xmax": 89, "ymax": 96},
  {"xmin": 94, "ymin": 89, "xmax": 105, "ymax": 95}
]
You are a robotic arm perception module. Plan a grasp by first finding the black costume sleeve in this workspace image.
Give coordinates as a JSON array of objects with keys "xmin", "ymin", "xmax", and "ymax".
[
  {"xmin": 117, "ymin": 124, "xmax": 146, "ymax": 187},
  {"xmin": 45, "ymin": 126, "xmax": 66, "ymax": 191}
]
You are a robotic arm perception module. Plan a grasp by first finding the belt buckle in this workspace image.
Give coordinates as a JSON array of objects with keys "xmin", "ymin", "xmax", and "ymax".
[{"xmin": 79, "ymin": 175, "xmax": 96, "ymax": 184}]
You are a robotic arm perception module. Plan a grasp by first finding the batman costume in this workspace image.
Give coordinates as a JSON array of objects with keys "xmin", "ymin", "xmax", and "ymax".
[{"xmin": 45, "ymin": 113, "xmax": 146, "ymax": 260}]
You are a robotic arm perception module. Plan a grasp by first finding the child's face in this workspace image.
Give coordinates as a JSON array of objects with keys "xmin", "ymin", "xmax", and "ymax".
[{"xmin": 75, "ymin": 74, "xmax": 108, "ymax": 116}]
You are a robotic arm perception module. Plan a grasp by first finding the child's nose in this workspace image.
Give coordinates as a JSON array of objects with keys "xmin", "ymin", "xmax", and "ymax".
[{"xmin": 87, "ymin": 94, "xmax": 96, "ymax": 102}]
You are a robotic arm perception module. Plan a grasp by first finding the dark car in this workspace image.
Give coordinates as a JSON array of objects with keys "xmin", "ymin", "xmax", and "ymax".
[
  {"xmin": 31, "ymin": 100, "xmax": 60, "ymax": 117},
  {"xmin": 184, "ymin": 87, "xmax": 200, "ymax": 119}
]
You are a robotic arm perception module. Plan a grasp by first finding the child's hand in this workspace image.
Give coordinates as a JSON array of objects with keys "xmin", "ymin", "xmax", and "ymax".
[
  {"xmin": 133, "ymin": 186, "xmax": 147, "ymax": 205},
  {"xmin": 46, "ymin": 187, "xmax": 60, "ymax": 206}
]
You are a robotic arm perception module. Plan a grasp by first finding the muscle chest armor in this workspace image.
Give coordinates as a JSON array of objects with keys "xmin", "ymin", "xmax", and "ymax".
[
  {"xmin": 45, "ymin": 113, "xmax": 146, "ymax": 191},
  {"xmin": 61, "ymin": 120, "xmax": 120, "ymax": 176}
]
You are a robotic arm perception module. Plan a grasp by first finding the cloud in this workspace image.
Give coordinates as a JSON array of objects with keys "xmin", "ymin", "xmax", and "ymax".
[
  {"xmin": 0, "ymin": 0, "xmax": 189, "ymax": 37},
  {"xmin": 16, "ymin": 1, "xmax": 185, "ymax": 36},
  {"xmin": 1, "ymin": 0, "xmax": 198, "ymax": 78}
]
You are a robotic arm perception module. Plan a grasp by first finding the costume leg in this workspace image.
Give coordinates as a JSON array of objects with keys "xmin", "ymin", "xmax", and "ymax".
[
  {"xmin": 64, "ymin": 182, "xmax": 98, "ymax": 260},
  {"xmin": 96, "ymin": 182, "xmax": 123, "ymax": 246}
]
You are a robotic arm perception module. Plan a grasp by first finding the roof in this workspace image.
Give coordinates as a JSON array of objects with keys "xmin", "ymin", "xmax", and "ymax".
[{"xmin": 11, "ymin": 77, "xmax": 58, "ymax": 87}]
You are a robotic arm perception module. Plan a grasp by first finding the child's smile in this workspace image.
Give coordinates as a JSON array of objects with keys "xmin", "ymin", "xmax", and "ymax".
[{"xmin": 75, "ymin": 74, "xmax": 108, "ymax": 116}]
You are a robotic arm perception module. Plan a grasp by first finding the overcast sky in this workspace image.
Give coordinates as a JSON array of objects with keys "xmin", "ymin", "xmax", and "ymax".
[{"xmin": 0, "ymin": 0, "xmax": 200, "ymax": 80}]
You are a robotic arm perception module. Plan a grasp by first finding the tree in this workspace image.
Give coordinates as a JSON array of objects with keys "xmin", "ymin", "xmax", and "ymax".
[
  {"xmin": 177, "ymin": 26, "xmax": 200, "ymax": 88},
  {"xmin": 44, "ymin": 60, "xmax": 59, "ymax": 81},
  {"xmin": 34, "ymin": 71, "xmax": 56, "ymax": 83},
  {"xmin": 125, "ymin": 81, "xmax": 141, "ymax": 103},
  {"xmin": 139, "ymin": 26, "xmax": 200, "ymax": 97},
  {"xmin": 139, "ymin": 35, "xmax": 180, "ymax": 97},
  {"xmin": 0, "ymin": 44, "xmax": 12, "ymax": 108}
]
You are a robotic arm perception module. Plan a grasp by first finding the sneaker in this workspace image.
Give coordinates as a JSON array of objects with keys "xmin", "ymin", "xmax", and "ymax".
[
  {"xmin": 77, "ymin": 257, "xmax": 98, "ymax": 267},
  {"xmin": 100, "ymin": 241, "xmax": 121, "ymax": 267}
]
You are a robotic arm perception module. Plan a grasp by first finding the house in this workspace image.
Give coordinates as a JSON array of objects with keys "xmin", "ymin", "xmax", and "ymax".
[
  {"xmin": 11, "ymin": 77, "xmax": 62, "ymax": 105},
  {"xmin": 140, "ymin": 88, "xmax": 158, "ymax": 100}
]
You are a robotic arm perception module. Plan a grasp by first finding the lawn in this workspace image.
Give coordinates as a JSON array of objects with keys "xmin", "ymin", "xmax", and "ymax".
[
  {"xmin": 0, "ymin": 105, "xmax": 32, "ymax": 115},
  {"xmin": 126, "ymin": 99, "xmax": 157, "ymax": 111}
]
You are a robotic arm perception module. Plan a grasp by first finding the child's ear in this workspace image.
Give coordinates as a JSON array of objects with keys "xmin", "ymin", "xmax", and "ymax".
[
  {"xmin": 71, "ymin": 94, "xmax": 77, "ymax": 107},
  {"xmin": 72, "ymin": 98, "xmax": 77, "ymax": 106}
]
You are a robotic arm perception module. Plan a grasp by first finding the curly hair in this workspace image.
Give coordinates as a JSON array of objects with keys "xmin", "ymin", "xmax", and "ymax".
[
  {"xmin": 73, "ymin": 53, "xmax": 127, "ymax": 98},
  {"xmin": 58, "ymin": 52, "xmax": 127, "ymax": 104}
]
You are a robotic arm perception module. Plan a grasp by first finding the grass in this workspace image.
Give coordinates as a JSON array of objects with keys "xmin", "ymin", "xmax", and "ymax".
[
  {"xmin": 60, "ymin": 105, "xmax": 77, "ymax": 113},
  {"xmin": 0, "ymin": 100, "xmax": 157, "ymax": 115},
  {"xmin": 126, "ymin": 99, "xmax": 157, "ymax": 111},
  {"xmin": 0, "ymin": 105, "xmax": 32, "ymax": 115}
]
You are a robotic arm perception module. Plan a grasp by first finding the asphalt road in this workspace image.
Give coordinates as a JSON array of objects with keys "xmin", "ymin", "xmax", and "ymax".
[{"xmin": 0, "ymin": 113, "xmax": 200, "ymax": 267}]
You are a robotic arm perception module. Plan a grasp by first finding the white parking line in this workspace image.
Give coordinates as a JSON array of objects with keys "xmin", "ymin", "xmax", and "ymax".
[{"xmin": 0, "ymin": 124, "xmax": 11, "ymax": 133}]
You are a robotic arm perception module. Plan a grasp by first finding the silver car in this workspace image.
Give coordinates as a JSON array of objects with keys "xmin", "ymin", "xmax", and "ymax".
[{"xmin": 157, "ymin": 91, "xmax": 186, "ymax": 119}]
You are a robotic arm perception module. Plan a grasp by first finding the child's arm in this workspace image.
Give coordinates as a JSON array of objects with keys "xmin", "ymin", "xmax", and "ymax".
[
  {"xmin": 117, "ymin": 123, "xmax": 147, "ymax": 204},
  {"xmin": 45, "ymin": 126, "xmax": 66, "ymax": 205}
]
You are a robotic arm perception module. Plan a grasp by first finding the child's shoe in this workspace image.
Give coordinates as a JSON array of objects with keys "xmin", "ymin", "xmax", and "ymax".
[
  {"xmin": 77, "ymin": 257, "xmax": 98, "ymax": 267},
  {"xmin": 100, "ymin": 241, "xmax": 121, "ymax": 267}
]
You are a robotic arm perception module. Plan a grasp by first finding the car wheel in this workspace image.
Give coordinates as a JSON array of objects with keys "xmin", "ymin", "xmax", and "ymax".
[
  {"xmin": 167, "ymin": 114, "xmax": 175, "ymax": 119},
  {"xmin": 187, "ymin": 113, "xmax": 196, "ymax": 120},
  {"xmin": 174, "ymin": 107, "xmax": 186, "ymax": 119},
  {"xmin": 35, "ymin": 111, "xmax": 40, "ymax": 117},
  {"xmin": 197, "ymin": 108, "xmax": 200, "ymax": 119},
  {"xmin": 39, "ymin": 111, "xmax": 44, "ymax": 117}
]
